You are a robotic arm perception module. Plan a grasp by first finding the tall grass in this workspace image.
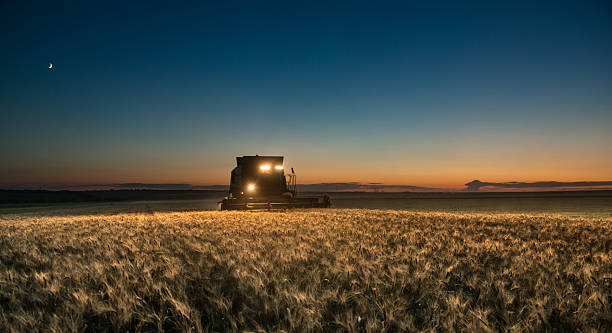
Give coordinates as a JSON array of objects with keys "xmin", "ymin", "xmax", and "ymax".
[{"xmin": 1, "ymin": 209, "xmax": 610, "ymax": 331}]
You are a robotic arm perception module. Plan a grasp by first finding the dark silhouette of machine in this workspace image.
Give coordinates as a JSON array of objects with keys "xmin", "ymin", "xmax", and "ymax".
[{"xmin": 219, "ymin": 155, "xmax": 331, "ymax": 210}]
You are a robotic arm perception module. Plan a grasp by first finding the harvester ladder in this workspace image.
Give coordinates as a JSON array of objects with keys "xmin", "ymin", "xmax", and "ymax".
[{"xmin": 287, "ymin": 174, "xmax": 297, "ymax": 196}]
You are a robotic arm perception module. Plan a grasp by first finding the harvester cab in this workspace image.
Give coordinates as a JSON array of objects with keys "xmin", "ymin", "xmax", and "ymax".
[{"xmin": 219, "ymin": 155, "xmax": 331, "ymax": 210}]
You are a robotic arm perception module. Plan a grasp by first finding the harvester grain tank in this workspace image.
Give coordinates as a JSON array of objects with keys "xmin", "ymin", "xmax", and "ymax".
[{"xmin": 219, "ymin": 155, "xmax": 331, "ymax": 210}]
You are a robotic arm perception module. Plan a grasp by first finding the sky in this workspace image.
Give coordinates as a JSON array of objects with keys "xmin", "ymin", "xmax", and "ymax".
[{"xmin": 1, "ymin": 1, "xmax": 611, "ymax": 189}]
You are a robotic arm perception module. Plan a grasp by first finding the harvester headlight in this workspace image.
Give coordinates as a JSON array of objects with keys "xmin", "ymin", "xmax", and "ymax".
[
  {"xmin": 275, "ymin": 165, "xmax": 283, "ymax": 171},
  {"xmin": 259, "ymin": 164, "xmax": 271, "ymax": 171},
  {"xmin": 247, "ymin": 184, "xmax": 255, "ymax": 191}
]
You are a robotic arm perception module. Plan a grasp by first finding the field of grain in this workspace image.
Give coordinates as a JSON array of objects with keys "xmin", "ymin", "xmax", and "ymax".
[{"xmin": 1, "ymin": 209, "xmax": 611, "ymax": 332}]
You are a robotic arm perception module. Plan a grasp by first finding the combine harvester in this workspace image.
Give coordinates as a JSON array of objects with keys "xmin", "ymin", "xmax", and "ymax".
[{"xmin": 219, "ymin": 155, "xmax": 331, "ymax": 210}]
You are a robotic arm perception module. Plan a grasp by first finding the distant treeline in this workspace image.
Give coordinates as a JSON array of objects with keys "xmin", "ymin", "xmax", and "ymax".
[
  {"xmin": 324, "ymin": 190, "xmax": 612, "ymax": 199},
  {"xmin": 0, "ymin": 190, "xmax": 226, "ymax": 204},
  {"xmin": 1, "ymin": 189, "xmax": 611, "ymax": 205}
]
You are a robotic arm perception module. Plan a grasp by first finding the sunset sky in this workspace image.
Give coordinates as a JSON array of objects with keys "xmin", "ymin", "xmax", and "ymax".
[{"xmin": 1, "ymin": 1, "xmax": 611, "ymax": 189}]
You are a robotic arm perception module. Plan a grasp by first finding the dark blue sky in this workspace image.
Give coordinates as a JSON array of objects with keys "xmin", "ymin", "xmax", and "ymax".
[{"xmin": 1, "ymin": 1, "xmax": 611, "ymax": 187}]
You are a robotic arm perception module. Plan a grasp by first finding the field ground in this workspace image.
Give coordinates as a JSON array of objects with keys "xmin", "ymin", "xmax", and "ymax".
[
  {"xmin": 1, "ymin": 206, "xmax": 611, "ymax": 332},
  {"xmin": 2, "ymin": 192, "xmax": 612, "ymax": 218}
]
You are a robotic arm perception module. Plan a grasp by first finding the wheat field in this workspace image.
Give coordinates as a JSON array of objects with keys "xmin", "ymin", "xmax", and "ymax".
[{"xmin": 1, "ymin": 209, "xmax": 611, "ymax": 332}]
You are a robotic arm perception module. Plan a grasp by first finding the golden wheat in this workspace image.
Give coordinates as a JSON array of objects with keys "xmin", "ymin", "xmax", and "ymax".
[{"xmin": 0, "ymin": 209, "xmax": 611, "ymax": 332}]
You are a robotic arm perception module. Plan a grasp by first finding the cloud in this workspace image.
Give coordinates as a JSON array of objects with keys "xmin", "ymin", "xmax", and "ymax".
[
  {"xmin": 63, "ymin": 183, "xmax": 197, "ymax": 190},
  {"xmin": 465, "ymin": 180, "xmax": 612, "ymax": 191},
  {"xmin": 113, "ymin": 183, "xmax": 193, "ymax": 190},
  {"xmin": 296, "ymin": 182, "xmax": 435, "ymax": 192}
]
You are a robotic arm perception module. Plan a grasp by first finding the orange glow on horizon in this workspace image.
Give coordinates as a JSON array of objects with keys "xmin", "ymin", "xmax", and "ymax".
[{"xmin": 2, "ymin": 149, "xmax": 611, "ymax": 190}]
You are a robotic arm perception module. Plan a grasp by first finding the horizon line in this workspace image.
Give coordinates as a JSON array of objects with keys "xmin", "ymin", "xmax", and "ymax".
[{"xmin": 2, "ymin": 180, "xmax": 612, "ymax": 192}]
